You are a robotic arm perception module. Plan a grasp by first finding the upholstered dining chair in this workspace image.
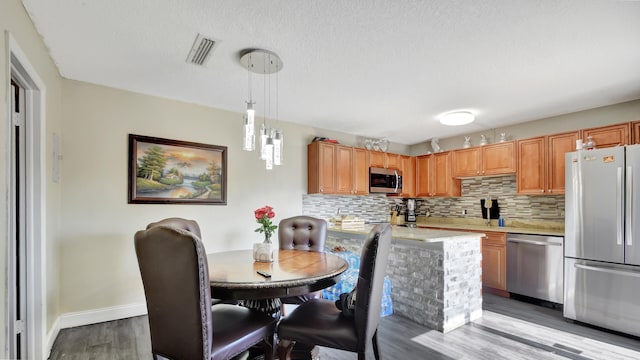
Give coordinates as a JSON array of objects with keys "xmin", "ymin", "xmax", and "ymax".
[
  {"xmin": 135, "ymin": 217, "xmax": 277, "ymax": 360},
  {"xmin": 276, "ymin": 224, "xmax": 392, "ymax": 360},
  {"xmin": 278, "ymin": 216, "xmax": 328, "ymax": 308}
]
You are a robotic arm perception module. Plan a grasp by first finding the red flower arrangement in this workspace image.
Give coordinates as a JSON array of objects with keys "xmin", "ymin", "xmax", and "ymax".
[{"xmin": 254, "ymin": 205, "xmax": 278, "ymax": 242}]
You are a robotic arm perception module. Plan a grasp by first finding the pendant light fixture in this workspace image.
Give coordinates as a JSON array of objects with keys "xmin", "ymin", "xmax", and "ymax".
[{"xmin": 240, "ymin": 49, "xmax": 283, "ymax": 170}]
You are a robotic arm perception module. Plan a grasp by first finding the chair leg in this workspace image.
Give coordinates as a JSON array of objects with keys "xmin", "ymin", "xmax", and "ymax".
[
  {"xmin": 276, "ymin": 339, "xmax": 295, "ymax": 360},
  {"xmin": 263, "ymin": 333, "xmax": 275, "ymax": 360},
  {"xmin": 372, "ymin": 328, "xmax": 381, "ymax": 360}
]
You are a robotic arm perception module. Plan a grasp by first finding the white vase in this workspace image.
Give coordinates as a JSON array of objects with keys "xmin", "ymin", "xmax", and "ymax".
[{"xmin": 253, "ymin": 242, "xmax": 274, "ymax": 262}]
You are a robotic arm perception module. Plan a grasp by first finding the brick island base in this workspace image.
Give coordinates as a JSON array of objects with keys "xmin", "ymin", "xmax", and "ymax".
[{"xmin": 327, "ymin": 226, "xmax": 483, "ymax": 333}]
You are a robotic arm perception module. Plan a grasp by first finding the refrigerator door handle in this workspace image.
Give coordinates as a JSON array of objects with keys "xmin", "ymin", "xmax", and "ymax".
[
  {"xmin": 575, "ymin": 263, "xmax": 640, "ymax": 278},
  {"xmin": 627, "ymin": 166, "xmax": 633, "ymax": 246},
  {"xmin": 617, "ymin": 167, "xmax": 623, "ymax": 245}
]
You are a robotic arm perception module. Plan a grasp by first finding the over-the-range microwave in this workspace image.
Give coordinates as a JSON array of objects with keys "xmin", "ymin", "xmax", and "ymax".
[{"xmin": 369, "ymin": 167, "xmax": 402, "ymax": 194}]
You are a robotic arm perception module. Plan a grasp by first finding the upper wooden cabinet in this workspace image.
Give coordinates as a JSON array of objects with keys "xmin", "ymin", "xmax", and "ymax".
[
  {"xmin": 547, "ymin": 132, "xmax": 580, "ymax": 193},
  {"xmin": 335, "ymin": 145, "xmax": 354, "ymax": 195},
  {"xmin": 582, "ymin": 123, "xmax": 630, "ymax": 148},
  {"xmin": 399, "ymin": 155, "xmax": 416, "ymax": 198},
  {"xmin": 309, "ymin": 143, "xmax": 369, "ymax": 195},
  {"xmin": 517, "ymin": 131, "xmax": 579, "ymax": 195},
  {"xmin": 452, "ymin": 141, "xmax": 516, "ymax": 178},
  {"xmin": 385, "ymin": 153, "xmax": 402, "ymax": 170},
  {"xmin": 633, "ymin": 121, "xmax": 640, "ymax": 144},
  {"xmin": 308, "ymin": 141, "xmax": 336, "ymax": 194},
  {"xmin": 416, "ymin": 152, "xmax": 461, "ymax": 197},
  {"xmin": 415, "ymin": 155, "xmax": 432, "ymax": 197},
  {"xmin": 368, "ymin": 150, "xmax": 385, "ymax": 168},
  {"xmin": 352, "ymin": 148, "xmax": 369, "ymax": 195},
  {"xmin": 368, "ymin": 150, "xmax": 401, "ymax": 170}
]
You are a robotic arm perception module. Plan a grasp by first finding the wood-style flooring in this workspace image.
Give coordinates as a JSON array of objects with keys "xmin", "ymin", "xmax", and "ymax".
[{"xmin": 48, "ymin": 294, "xmax": 640, "ymax": 359}]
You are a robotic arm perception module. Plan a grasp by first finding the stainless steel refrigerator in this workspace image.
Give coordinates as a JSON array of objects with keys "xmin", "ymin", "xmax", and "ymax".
[{"xmin": 564, "ymin": 144, "xmax": 640, "ymax": 336}]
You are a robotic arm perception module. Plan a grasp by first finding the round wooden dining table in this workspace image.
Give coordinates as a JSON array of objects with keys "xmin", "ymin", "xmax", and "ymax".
[{"xmin": 208, "ymin": 249, "xmax": 348, "ymax": 317}]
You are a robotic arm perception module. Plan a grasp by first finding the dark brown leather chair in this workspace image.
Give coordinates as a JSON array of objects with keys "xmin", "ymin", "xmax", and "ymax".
[
  {"xmin": 278, "ymin": 216, "xmax": 327, "ymax": 307},
  {"xmin": 278, "ymin": 215, "xmax": 327, "ymax": 252},
  {"xmin": 135, "ymin": 218, "xmax": 277, "ymax": 360},
  {"xmin": 276, "ymin": 224, "xmax": 392, "ymax": 360}
]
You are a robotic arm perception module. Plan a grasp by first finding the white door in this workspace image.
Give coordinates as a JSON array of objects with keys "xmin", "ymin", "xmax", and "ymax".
[{"xmin": 9, "ymin": 79, "xmax": 28, "ymax": 359}]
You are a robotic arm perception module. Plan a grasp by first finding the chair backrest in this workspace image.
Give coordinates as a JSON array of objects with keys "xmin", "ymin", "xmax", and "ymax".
[
  {"xmin": 354, "ymin": 224, "xmax": 392, "ymax": 354},
  {"xmin": 278, "ymin": 216, "xmax": 327, "ymax": 251},
  {"xmin": 134, "ymin": 219, "xmax": 212, "ymax": 360},
  {"xmin": 146, "ymin": 217, "xmax": 202, "ymax": 239}
]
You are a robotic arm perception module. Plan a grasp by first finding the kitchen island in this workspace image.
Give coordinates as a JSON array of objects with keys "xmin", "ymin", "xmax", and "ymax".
[{"xmin": 327, "ymin": 225, "xmax": 483, "ymax": 333}]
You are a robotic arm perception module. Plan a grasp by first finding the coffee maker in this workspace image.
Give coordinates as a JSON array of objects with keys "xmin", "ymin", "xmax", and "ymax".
[{"xmin": 405, "ymin": 199, "xmax": 417, "ymax": 222}]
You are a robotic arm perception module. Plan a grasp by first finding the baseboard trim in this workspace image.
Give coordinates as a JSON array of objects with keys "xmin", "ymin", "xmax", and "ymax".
[
  {"xmin": 45, "ymin": 316, "xmax": 61, "ymax": 358},
  {"xmin": 58, "ymin": 303, "xmax": 147, "ymax": 330}
]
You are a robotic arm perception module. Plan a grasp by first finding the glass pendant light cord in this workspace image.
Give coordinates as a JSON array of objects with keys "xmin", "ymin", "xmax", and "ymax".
[{"xmin": 247, "ymin": 53, "xmax": 252, "ymax": 105}]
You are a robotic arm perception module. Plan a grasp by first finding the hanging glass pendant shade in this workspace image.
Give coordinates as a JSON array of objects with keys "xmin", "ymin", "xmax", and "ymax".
[
  {"xmin": 273, "ymin": 129, "xmax": 283, "ymax": 165},
  {"xmin": 243, "ymin": 101, "xmax": 255, "ymax": 151},
  {"xmin": 239, "ymin": 49, "xmax": 284, "ymax": 170}
]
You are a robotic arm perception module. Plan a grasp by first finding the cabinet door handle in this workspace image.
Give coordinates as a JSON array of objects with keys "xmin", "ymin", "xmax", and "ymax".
[
  {"xmin": 548, "ymin": 189, "xmax": 552, "ymax": 193},
  {"xmin": 541, "ymin": 189, "xmax": 545, "ymax": 193}
]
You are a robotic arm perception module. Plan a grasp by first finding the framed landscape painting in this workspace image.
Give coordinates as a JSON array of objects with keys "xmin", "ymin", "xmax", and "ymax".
[{"xmin": 128, "ymin": 134, "xmax": 227, "ymax": 205}]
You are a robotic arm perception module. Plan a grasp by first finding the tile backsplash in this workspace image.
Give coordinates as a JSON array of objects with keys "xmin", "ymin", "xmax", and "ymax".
[{"xmin": 302, "ymin": 175, "xmax": 565, "ymax": 223}]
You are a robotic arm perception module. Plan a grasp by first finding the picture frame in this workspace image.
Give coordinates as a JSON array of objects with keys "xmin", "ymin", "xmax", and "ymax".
[{"xmin": 128, "ymin": 134, "xmax": 227, "ymax": 205}]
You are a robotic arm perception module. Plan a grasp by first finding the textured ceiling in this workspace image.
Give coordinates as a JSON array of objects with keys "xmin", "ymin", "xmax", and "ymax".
[{"xmin": 21, "ymin": 0, "xmax": 640, "ymax": 145}]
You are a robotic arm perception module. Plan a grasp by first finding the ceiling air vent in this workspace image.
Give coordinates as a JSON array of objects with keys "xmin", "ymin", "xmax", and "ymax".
[{"xmin": 186, "ymin": 34, "xmax": 218, "ymax": 67}]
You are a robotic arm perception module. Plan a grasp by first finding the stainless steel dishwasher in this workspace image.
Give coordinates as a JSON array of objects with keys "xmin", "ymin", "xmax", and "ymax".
[{"xmin": 506, "ymin": 234, "xmax": 564, "ymax": 304}]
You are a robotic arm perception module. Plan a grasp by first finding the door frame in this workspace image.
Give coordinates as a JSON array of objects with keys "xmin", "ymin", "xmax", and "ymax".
[{"xmin": 5, "ymin": 31, "xmax": 47, "ymax": 360}]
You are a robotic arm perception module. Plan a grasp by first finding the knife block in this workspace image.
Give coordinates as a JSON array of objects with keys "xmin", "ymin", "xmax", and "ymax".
[
  {"xmin": 390, "ymin": 212, "xmax": 404, "ymax": 225},
  {"xmin": 480, "ymin": 199, "xmax": 500, "ymax": 219}
]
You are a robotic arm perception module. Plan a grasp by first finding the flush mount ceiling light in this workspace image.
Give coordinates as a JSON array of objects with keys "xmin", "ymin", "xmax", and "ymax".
[{"xmin": 439, "ymin": 111, "xmax": 475, "ymax": 126}]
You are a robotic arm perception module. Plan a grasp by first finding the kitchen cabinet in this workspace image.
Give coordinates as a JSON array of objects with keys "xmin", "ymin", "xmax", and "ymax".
[
  {"xmin": 416, "ymin": 152, "xmax": 460, "ymax": 197},
  {"xmin": 385, "ymin": 153, "xmax": 402, "ymax": 170},
  {"xmin": 335, "ymin": 145, "xmax": 354, "ymax": 194},
  {"xmin": 310, "ymin": 143, "xmax": 368, "ymax": 195},
  {"xmin": 452, "ymin": 141, "xmax": 516, "ymax": 177},
  {"xmin": 582, "ymin": 123, "xmax": 630, "ymax": 148},
  {"xmin": 368, "ymin": 150, "xmax": 385, "ymax": 168},
  {"xmin": 633, "ymin": 121, "xmax": 640, "ymax": 144},
  {"xmin": 415, "ymin": 155, "xmax": 431, "ymax": 197},
  {"xmin": 481, "ymin": 231, "xmax": 508, "ymax": 296},
  {"xmin": 399, "ymin": 155, "xmax": 416, "ymax": 198},
  {"xmin": 352, "ymin": 148, "xmax": 369, "ymax": 195},
  {"xmin": 307, "ymin": 141, "xmax": 336, "ymax": 194},
  {"xmin": 368, "ymin": 150, "xmax": 401, "ymax": 170},
  {"xmin": 517, "ymin": 131, "xmax": 579, "ymax": 195}
]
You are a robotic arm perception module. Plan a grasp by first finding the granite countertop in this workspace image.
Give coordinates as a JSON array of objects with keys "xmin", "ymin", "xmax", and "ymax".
[
  {"xmin": 413, "ymin": 217, "xmax": 565, "ymax": 237},
  {"xmin": 329, "ymin": 217, "xmax": 565, "ymax": 238},
  {"xmin": 328, "ymin": 224, "xmax": 484, "ymax": 243}
]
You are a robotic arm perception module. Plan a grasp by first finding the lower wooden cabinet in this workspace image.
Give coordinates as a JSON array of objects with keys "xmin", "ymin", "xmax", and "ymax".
[{"xmin": 481, "ymin": 232, "xmax": 508, "ymax": 296}]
